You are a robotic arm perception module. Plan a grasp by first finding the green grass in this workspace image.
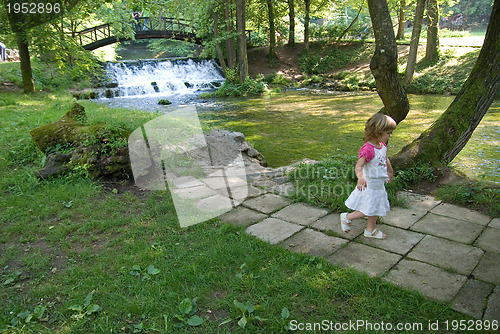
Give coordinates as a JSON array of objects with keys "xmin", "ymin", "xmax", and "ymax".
[{"xmin": 0, "ymin": 92, "xmax": 468, "ymax": 333}]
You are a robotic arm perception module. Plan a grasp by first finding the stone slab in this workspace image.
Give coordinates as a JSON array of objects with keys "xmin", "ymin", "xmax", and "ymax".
[
  {"xmin": 245, "ymin": 218, "xmax": 304, "ymax": 245},
  {"xmin": 489, "ymin": 218, "xmax": 500, "ymax": 230},
  {"xmin": 311, "ymin": 214, "xmax": 364, "ymax": 240},
  {"xmin": 282, "ymin": 228, "xmax": 348, "ymax": 258},
  {"xmin": 451, "ymin": 279, "xmax": 494, "ymax": 319},
  {"xmin": 431, "ymin": 203, "xmax": 491, "ymax": 226},
  {"xmin": 242, "ymin": 194, "xmax": 291, "ymax": 214},
  {"xmin": 173, "ymin": 185, "xmax": 217, "ymax": 199},
  {"xmin": 408, "ymin": 235, "xmax": 484, "ymax": 275},
  {"xmin": 358, "ymin": 224, "xmax": 425, "ymax": 255},
  {"xmin": 203, "ymin": 176, "xmax": 247, "ymax": 190},
  {"xmin": 397, "ymin": 191, "xmax": 441, "ymax": 211},
  {"xmin": 382, "ymin": 207, "xmax": 428, "ymax": 229},
  {"xmin": 218, "ymin": 206, "xmax": 267, "ymax": 227},
  {"xmin": 475, "ymin": 227, "xmax": 500, "ymax": 254},
  {"xmin": 473, "ymin": 252, "xmax": 500, "ymax": 285},
  {"xmin": 484, "ymin": 285, "xmax": 500, "ymax": 321},
  {"xmin": 195, "ymin": 194, "xmax": 232, "ymax": 213},
  {"xmin": 410, "ymin": 213, "xmax": 484, "ymax": 244},
  {"xmin": 271, "ymin": 203, "xmax": 328, "ymax": 226},
  {"xmin": 172, "ymin": 176, "xmax": 205, "ymax": 189},
  {"xmin": 326, "ymin": 242, "xmax": 401, "ymax": 277},
  {"xmin": 384, "ymin": 259, "xmax": 467, "ymax": 302}
]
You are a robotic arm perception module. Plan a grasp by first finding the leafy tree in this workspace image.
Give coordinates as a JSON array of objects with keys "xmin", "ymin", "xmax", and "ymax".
[
  {"xmin": 391, "ymin": 0, "xmax": 500, "ymax": 168},
  {"xmin": 404, "ymin": 0, "xmax": 426, "ymax": 85},
  {"xmin": 367, "ymin": 0, "xmax": 410, "ymax": 123},
  {"xmin": 395, "ymin": 0, "xmax": 406, "ymax": 39}
]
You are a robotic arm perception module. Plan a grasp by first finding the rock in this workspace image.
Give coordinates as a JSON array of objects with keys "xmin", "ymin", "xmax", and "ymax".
[
  {"xmin": 158, "ymin": 99, "xmax": 171, "ymax": 105},
  {"xmin": 30, "ymin": 103, "xmax": 88, "ymax": 152},
  {"xmin": 31, "ymin": 103, "xmax": 132, "ymax": 180},
  {"xmin": 105, "ymin": 82, "xmax": 119, "ymax": 88}
]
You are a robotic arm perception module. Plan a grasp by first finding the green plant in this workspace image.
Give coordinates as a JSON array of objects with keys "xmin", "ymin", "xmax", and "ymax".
[
  {"xmin": 172, "ymin": 298, "xmax": 204, "ymax": 328},
  {"xmin": 2, "ymin": 266, "xmax": 22, "ymax": 287},
  {"xmin": 129, "ymin": 264, "xmax": 161, "ymax": 280},
  {"xmin": 67, "ymin": 290, "xmax": 101, "ymax": 320},
  {"xmin": 226, "ymin": 299, "xmax": 267, "ymax": 328},
  {"xmin": 10, "ymin": 305, "xmax": 48, "ymax": 326}
]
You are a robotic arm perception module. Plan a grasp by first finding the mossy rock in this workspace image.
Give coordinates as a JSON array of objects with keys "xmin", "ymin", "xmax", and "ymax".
[
  {"xmin": 31, "ymin": 103, "xmax": 133, "ymax": 180},
  {"xmin": 30, "ymin": 103, "xmax": 88, "ymax": 153}
]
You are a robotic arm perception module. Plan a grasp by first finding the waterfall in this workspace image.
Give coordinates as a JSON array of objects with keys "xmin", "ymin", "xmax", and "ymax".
[{"xmin": 104, "ymin": 58, "xmax": 225, "ymax": 98}]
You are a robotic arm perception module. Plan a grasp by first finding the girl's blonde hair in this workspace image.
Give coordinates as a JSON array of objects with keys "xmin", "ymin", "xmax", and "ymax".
[{"xmin": 363, "ymin": 113, "xmax": 397, "ymax": 142}]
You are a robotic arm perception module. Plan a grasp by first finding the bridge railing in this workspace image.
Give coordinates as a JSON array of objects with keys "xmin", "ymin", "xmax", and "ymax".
[{"xmin": 76, "ymin": 17, "xmax": 196, "ymax": 47}]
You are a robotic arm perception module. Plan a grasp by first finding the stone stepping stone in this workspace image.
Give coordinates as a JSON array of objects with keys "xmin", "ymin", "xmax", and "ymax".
[
  {"xmin": 382, "ymin": 207, "xmax": 427, "ymax": 229},
  {"xmin": 246, "ymin": 218, "xmax": 304, "ymax": 245},
  {"xmin": 326, "ymin": 242, "xmax": 401, "ymax": 277},
  {"xmin": 218, "ymin": 206, "xmax": 267, "ymax": 227},
  {"xmin": 472, "ymin": 252, "xmax": 500, "ymax": 285},
  {"xmin": 475, "ymin": 227, "xmax": 500, "ymax": 254},
  {"xmin": 311, "ymin": 214, "xmax": 364, "ymax": 240},
  {"xmin": 173, "ymin": 185, "xmax": 217, "ymax": 199},
  {"xmin": 410, "ymin": 213, "xmax": 484, "ymax": 244},
  {"xmin": 282, "ymin": 228, "xmax": 348, "ymax": 258},
  {"xmin": 384, "ymin": 259, "xmax": 467, "ymax": 302},
  {"xmin": 172, "ymin": 176, "xmax": 204, "ymax": 188},
  {"xmin": 489, "ymin": 218, "xmax": 500, "ymax": 229},
  {"xmin": 430, "ymin": 203, "xmax": 491, "ymax": 226},
  {"xmin": 451, "ymin": 279, "xmax": 494, "ymax": 318},
  {"xmin": 358, "ymin": 224, "xmax": 425, "ymax": 255},
  {"xmin": 271, "ymin": 203, "xmax": 328, "ymax": 226},
  {"xmin": 407, "ymin": 235, "xmax": 484, "ymax": 275},
  {"xmin": 242, "ymin": 194, "xmax": 291, "ymax": 214},
  {"xmin": 484, "ymin": 286, "xmax": 500, "ymax": 321}
]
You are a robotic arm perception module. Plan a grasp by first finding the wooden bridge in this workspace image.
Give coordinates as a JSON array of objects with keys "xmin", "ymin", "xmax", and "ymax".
[{"xmin": 76, "ymin": 17, "xmax": 202, "ymax": 50}]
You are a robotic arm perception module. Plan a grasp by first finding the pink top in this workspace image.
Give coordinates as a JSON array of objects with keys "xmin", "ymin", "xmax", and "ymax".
[{"xmin": 359, "ymin": 142, "xmax": 387, "ymax": 162}]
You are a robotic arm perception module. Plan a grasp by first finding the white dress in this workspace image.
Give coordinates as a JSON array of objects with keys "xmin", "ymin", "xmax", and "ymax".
[{"xmin": 345, "ymin": 142, "xmax": 390, "ymax": 217}]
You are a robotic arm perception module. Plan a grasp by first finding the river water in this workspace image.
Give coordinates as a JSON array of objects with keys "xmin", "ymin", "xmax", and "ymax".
[{"xmin": 96, "ymin": 60, "xmax": 499, "ymax": 183}]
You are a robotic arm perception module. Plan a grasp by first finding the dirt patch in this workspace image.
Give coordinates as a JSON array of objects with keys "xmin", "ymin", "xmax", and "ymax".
[{"xmin": 0, "ymin": 81, "xmax": 22, "ymax": 93}]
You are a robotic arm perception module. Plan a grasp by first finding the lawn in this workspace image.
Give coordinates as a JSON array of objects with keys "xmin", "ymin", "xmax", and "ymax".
[{"xmin": 0, "ymin": 92, "xmax": 468, "ymax": 333}]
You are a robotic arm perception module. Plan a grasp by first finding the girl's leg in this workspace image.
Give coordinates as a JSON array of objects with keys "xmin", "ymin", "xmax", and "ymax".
[
  {"xmin": 346, "ymin": 211, "xmax": 365, "ymax": 221},
  {"xmin": 366, "ymin": 216, "xmax": 386, "ymax": 238}
]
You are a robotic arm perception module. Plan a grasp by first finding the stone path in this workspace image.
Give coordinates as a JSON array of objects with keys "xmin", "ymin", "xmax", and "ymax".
[{"xmin": 217, "ymin": 170, "xmax": 500, "ymax": 321}]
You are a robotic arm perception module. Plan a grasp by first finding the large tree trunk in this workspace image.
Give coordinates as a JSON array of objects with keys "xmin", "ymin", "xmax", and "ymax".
[
  {"xmin": 404, "ymin": 0, "xmax": 427, "ymax": 85},
  {"xmin": 267, "ymin": 0, "xmax": 277, "ymax": 59},
  {"xmin": 16, "ymin": 32, "xmax": 35, "ymax": 94},
  {"xmin": 304, "ymin": 0, "xmax": 311, "ymax": 48},
  {"xmin": 367, "ymin": 0, "xmax": 409, "ymax": 124},
  {"xmin": 213, "ymin": 11, "xmax": 228, "ymax": 72},
  {"xmin": 287, "ymin": 0, "xmax": 296, "ymax": 47},
  {"xmin": 224, "ymin": 1, "xmax": 236, "ymax": 70},
  {"xmin": 425, "ymin": 0, "xmax": 439, "ymax": 62},
  {"xmin": 396, "ymin": 0, "xmax": 406, "ymax": 40},
  {"xmin": 392, "ymin": 0, "xmax": 500, "ymax": 169},
  {"xmin": 236, "ymin": 0, "xmax": 248, "ymax": 82}
]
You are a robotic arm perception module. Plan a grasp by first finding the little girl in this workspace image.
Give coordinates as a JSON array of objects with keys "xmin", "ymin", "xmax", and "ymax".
[{"xmin": 340, "ymin": 113, "xmax": 397, "ymax": 239}]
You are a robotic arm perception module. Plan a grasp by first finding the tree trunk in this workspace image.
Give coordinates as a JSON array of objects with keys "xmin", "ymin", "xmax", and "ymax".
[
  {"xmin": 213, "ymin": 11, "xmax": 228, "ymax": 72},
  {"xmin": 224, "ymin": 0, "xmax": 236, "ymax": 70},
  {"xmin": 367, "ymin": 0, "xmax": 409, "ymax": 124},
  {"xmin": 267, "ymin": 0, "xmax": 277, "ymax": 59},
  {"xmin": 236, "ymin": 0, "xmax": 248, "ymax": 82},
  {"xmin": 304, "ymin": 0, "xmax": 311, "ymax": 48},
  {"xmin": 392, "ymin": 0, "xmax": 500, "ymax": 169},
  {"xmin": 425, "ymin": 0, "xmax": 439, "ymax": 62},
  {"xmin": 337, "ymin": 0, "xmax": 365, "ymax": 43},
  {"xmin": 404, "ymin": 0, "xmax": 427, "ymax": 85},
  {"xmin": 396, "ymin": 0, "xmax": 406, "ymax": 40},
  {"xmin": 287, "ymin": 0, "xmax": 295, "ymax": 47},
  {"xmin": 16, "ymin": 32, "xmax": 35, "ymax": 94}
]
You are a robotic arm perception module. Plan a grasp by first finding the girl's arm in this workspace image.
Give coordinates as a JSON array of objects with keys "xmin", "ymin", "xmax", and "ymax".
[
  {"xmin": 386, "ymin": 157, "xmax": 393, "ymax": 183},
  {"xmin": 355, "ymin": 157, "xmax": 367, "ymax": 190}
]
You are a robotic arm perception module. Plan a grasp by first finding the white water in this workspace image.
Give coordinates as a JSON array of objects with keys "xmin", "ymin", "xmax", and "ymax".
[{"xmin": 105, "ymin": 59, "xmax": 225, "ymax": 98}]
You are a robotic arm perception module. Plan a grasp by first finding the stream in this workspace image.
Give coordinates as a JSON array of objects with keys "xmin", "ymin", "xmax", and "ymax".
[{"xmin": 95, "ymin": 59, "xmax": 500, "ymax": 184}]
